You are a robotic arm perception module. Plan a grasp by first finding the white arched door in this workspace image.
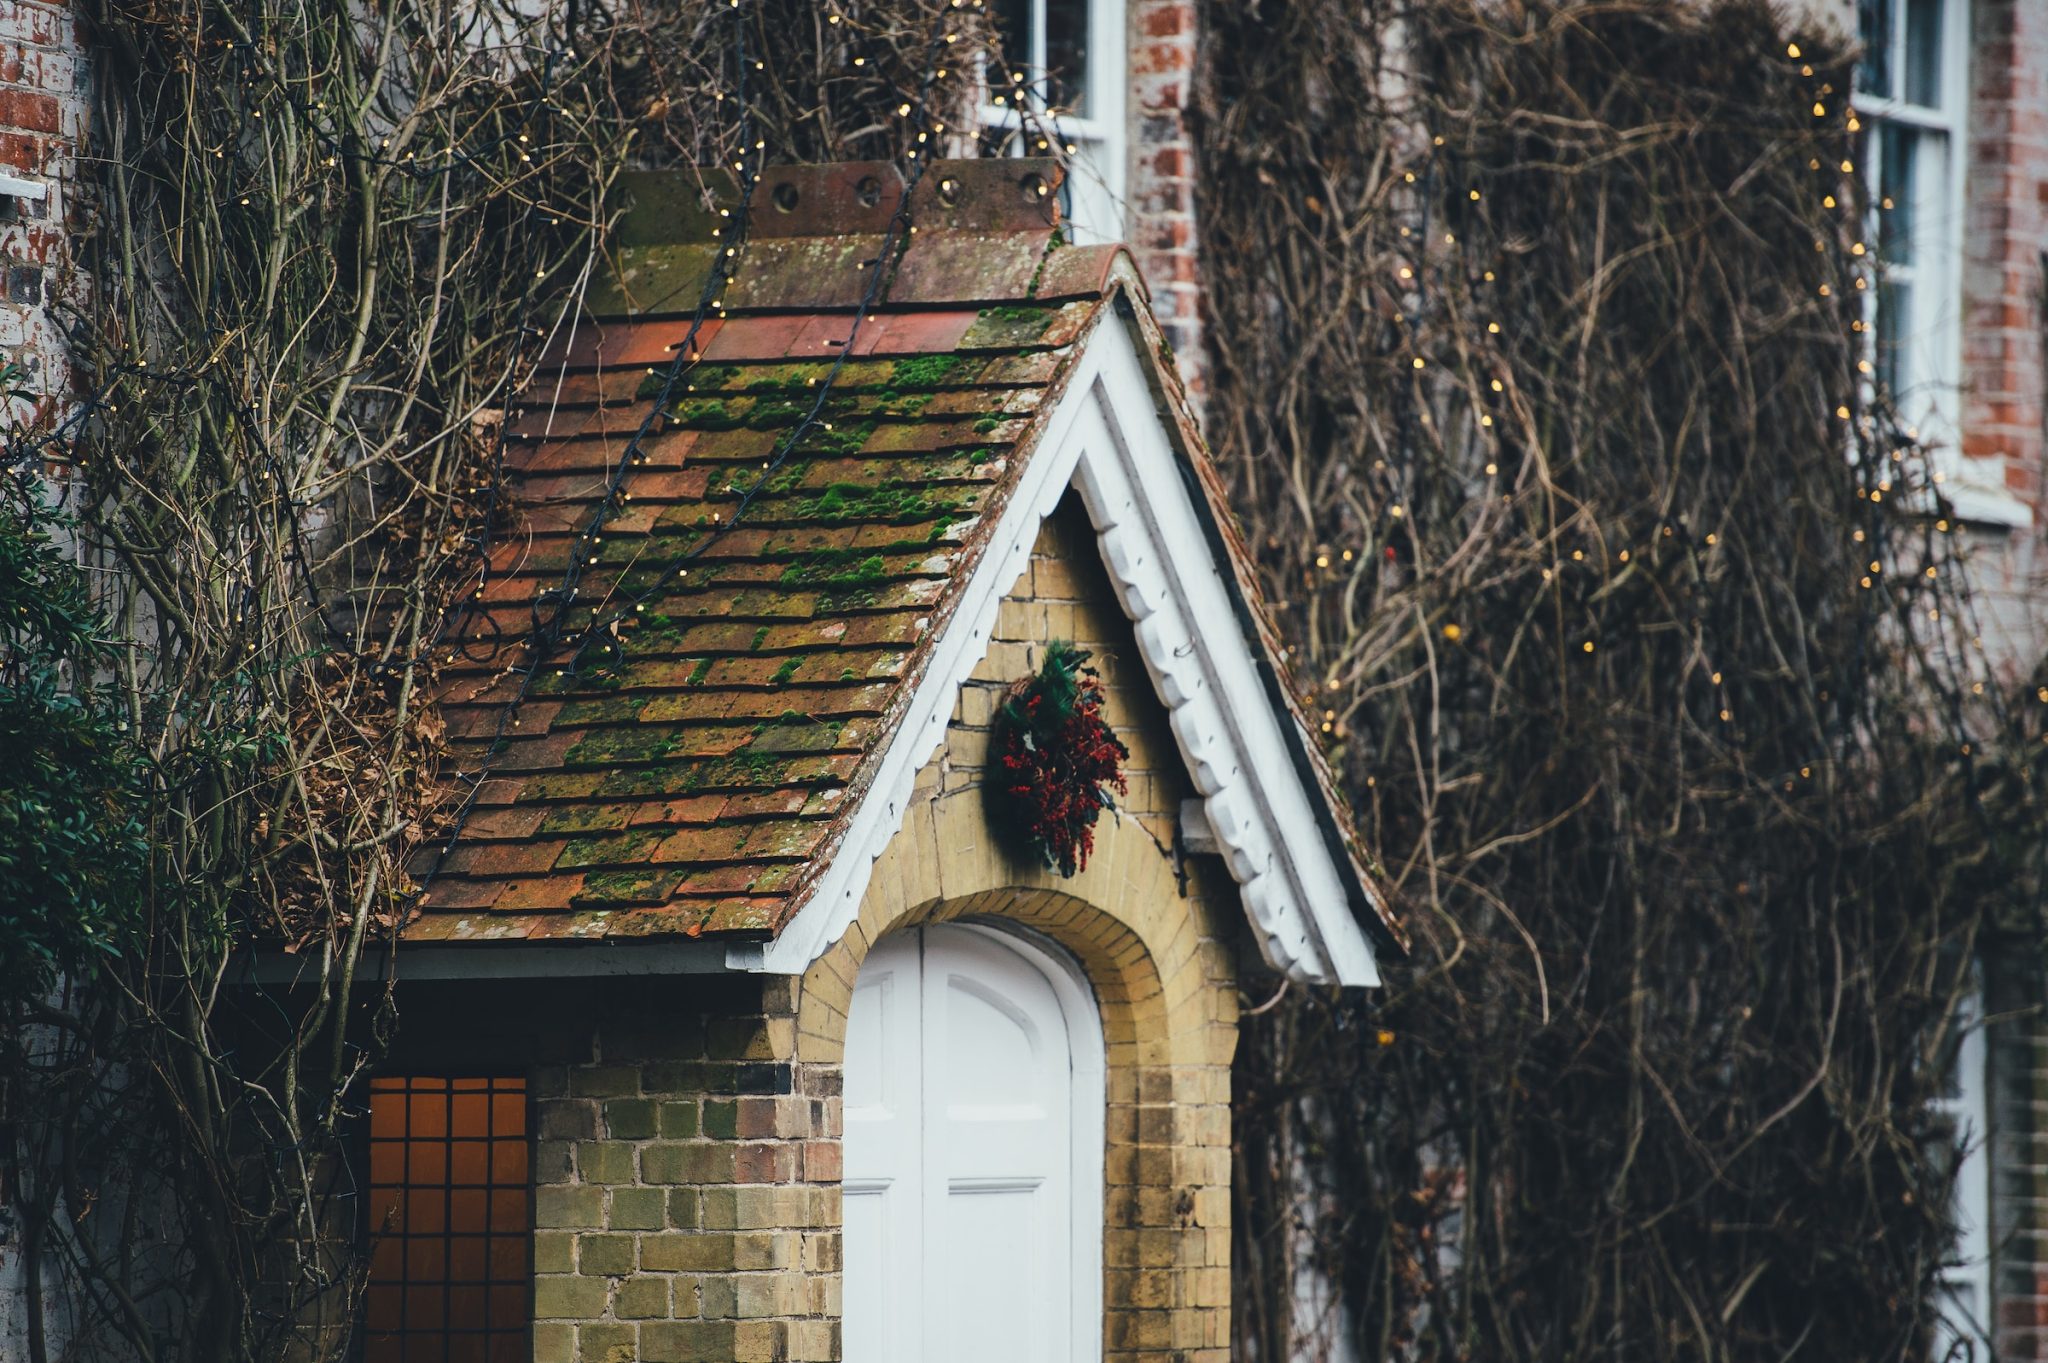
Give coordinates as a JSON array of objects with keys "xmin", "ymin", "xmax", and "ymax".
[{"xmin": 843, "ymin": 922, "xmax": 1104, "ymax": 1363}]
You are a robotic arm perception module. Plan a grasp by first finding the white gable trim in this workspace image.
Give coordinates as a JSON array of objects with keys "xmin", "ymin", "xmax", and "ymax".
[{"xmin": 734, "ymin": 310, "xmax": 1382, "ymax": 987}]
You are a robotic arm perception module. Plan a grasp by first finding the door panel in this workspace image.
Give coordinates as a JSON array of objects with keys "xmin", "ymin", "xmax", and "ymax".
[
  {"xmin": 844, "ymin": 924, "xmax": 1096, "ymax": 1363},
  {"xmin": 939, "ymin": 1182, "xmax": 1042, "ymax": 1363},
  {"xmin": 844, "ymin": 932, "xmax": 923, "ymax": 1362}
]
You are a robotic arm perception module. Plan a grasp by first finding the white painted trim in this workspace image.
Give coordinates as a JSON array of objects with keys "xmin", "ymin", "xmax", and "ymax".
[
  {"xmin": 0, "ymin": 173, "xmax": 45, "ymax": 202},
  {"xmin": 1932, "ymin": 984, "xmax": 1991, "ymax": 1357},
  {"xmin": 954, "ymin": 920, "xmax": 1106, "ymax": 1363},
  {"xmin": 744, "ymin": 313, "xmax": 1383, "ymax": 986}
]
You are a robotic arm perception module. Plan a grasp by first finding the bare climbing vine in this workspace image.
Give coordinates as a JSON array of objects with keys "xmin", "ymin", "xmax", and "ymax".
[
  {"xmin": 1195, "ymin": 1, "xmax": 2045, "ymax": 1359},
  {"xmin": 0, "ymin": 2, "xmax": 985, "ymax": 1359}
]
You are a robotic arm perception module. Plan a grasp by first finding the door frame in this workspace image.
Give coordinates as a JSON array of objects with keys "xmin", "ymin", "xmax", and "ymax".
[{"xmin": 943, "ymin": 918, "xmax": 1108, "ymax": 1362}]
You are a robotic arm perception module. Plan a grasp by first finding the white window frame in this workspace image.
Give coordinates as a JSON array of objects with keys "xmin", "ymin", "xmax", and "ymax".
[
  {"xmin": 1931, "ymin": 987, "xmax": 1991, "ymax": 1360},
  {"xmin": 978, "ymin": 0, "xmax": 1127, "ymax": 245},
  {"xmin": 1856, "ymin": 0, "xmax": 2020, "ymax": 523}
]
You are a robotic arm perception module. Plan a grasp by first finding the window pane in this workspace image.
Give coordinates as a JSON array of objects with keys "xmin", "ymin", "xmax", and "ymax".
[
  {"xmin": 1857, "ymin": 0, "xmax": 1893, "ymax": 97},
  {"xmin": 993, "ymin": 0, "xmax": 1030, "ymax": 80},
  {"xmin": 1877, "ymin": 277, "xmax": 1911, "ymax": 397},
  {"xmin": 1878, "ymin": 123, "xmax": 1916, "ymax": 265},
  {"xmin": 448, "ymin": 1287, "xmax": 488, "ymax": 1332},
  {"xmin": 451, "ymin": 1092, "xmax": 490, "ymax": 1138},
  {"xmin": 1904, "ymin": 0, "xmax": 1942, "ymax": 106},
  {"xmin": 1045, "ymin": 0, "xmax": 1091, "ymax": 115}
]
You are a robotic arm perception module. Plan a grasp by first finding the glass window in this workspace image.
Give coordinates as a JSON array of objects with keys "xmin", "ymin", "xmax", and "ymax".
[
  {"xmin": 982, "ymin": 0, "xmax": 1127, "ymax": 245},
  {"xmin": 365, "ymin": 1076, "xmax": 531, "ymax": 1363},
  {"xmin": 1856, "ymin": 0, "xmax": 1963, "ymax": 451}
]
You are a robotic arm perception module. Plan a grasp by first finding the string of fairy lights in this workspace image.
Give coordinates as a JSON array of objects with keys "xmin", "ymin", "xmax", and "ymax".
[
  {"xmin": 407, "ymin": 0, "xmax": 1014, "ymax": 911},
  {"xmin": 1293, "ymin": 28, "xmax": 2031, "ymax": 835},
  {"xmin": 10, "ymin": 0, "xmax": 1095, "ymax": 917},
  {"xmin": 405, "ymin": 0, "xmax": 772, "ymax": 911},
  {"xmin": 13, "ymin": 12, "xmax": 603, "ymax": 723}
]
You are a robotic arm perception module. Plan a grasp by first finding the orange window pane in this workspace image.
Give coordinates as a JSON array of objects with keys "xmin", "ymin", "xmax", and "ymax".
[
  {"xmin": 488, "ymin": 1285, "xmax": 526, "ymax": 1330},
  {"xmin": 366, "ymin": 1284, "xmax": 404, "ymax": 1332},
  {"xmin": 368, "ymin": 1187, "xmax": 404, "ymax": 1235},
  {"xmin": 489, "ymin": 1141, "xmax": 527, "ymax": 1184},
  {"xmin": 407, "ymin": 1190, "xmax": 448, "ymax": 1236},
  {"xmin": 449, "ymin": 1190, "xmax": 488, "ymax": 1235},
  {"xmin": 448, "ymin": 1286, "xmax": 488, "ymax": 1331},
  {"xmin": 448, "ymin": 1237, "xmax": 487, "ymax": 1284},
  {"xmin": 451, "ymin": 1093, "xmax": 490, "ymax": 1138},
  {"xmin": 405, "ymin": 1238, "xmax": 446, "ymax": 1282},
  {"xmin": 370, "ymin": 1095, "xmax": 407, "ymax": 1138},
  {"xmin": 488, "ymin": 1236, "xmax": 526, "ymax": 1282},
  {"xmin": 404, "ymin": 1285, "xmax": 444, "ymax": 1330},
  {"xmin": 407, "ymin": 1141, "xmax": 446, "ymax": 1185},
  {"xmin": 450, "ymin": 1141, "xmax": 489, "ymax": 1187},
  {"xmin": 409, "ymin": 1091, "xmax": 448, "ymax": 1140},
  {"xmin": 489, "ymin": 1190, "xmax": 524, "ymax": 1226},
  {"xmin": 369, "ymin": 1142, "xmax": 405, "ymax": 1185}
]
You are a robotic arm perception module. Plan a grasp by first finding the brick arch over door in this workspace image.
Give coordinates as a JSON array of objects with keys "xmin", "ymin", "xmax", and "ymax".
[{"xmin": 798, "ymin": 797, "xmax": 1242, "ymax": 1362}]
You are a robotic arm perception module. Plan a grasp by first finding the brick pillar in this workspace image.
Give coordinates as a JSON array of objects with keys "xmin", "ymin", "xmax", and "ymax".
[
  {"xmin": 0, "ymin": 0, "xmax": 80, "ymax": 417},
  {"xmin": 1962, "ymin": 0, "xmax": 2048, "ymax": 512},
  {"xmin": 1125, "ymin": 0, "xmax": 1205, "ymax": 411}
]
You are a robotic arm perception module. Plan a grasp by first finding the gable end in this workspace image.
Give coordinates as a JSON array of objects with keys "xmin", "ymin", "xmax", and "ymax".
[{"xmin": 745, "ymin": 293, "xmax": 1388, "ymax": 986}]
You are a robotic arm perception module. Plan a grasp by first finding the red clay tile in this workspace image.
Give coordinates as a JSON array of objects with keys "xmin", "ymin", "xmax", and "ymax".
[
  {"xmin": 850, "ymin": 311, "xmax": 978, "ymax": 357},
  {"xmin": 700, "ymin": 314, "xmax": 818, "ymax": 362}
]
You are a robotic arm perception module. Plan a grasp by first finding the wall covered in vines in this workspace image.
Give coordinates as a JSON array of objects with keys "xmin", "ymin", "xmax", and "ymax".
[
  {"xmin": 1195, "ymin": 1, "xmax": 2043, "ymax": 1359},
  {"xmin": 0, "ymin": 2, "xmax": 983, "ymax": 1359}
]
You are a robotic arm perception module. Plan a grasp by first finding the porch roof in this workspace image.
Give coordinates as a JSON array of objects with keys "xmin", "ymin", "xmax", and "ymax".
[{"xmin": 406, "ymin": 159, "xmax": 1404, "ymax": 968}]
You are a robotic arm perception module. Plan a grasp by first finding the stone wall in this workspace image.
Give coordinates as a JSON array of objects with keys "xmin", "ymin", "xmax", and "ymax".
[{"xmin": 524, "ymin": 975, "xmax": 840, "ymax": 1363}]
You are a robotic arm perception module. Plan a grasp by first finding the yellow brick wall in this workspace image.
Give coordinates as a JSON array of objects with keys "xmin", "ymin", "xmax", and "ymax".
[{"xmin": 528, "ymin": 492, "xmax": 1244, "ymax": 1362}]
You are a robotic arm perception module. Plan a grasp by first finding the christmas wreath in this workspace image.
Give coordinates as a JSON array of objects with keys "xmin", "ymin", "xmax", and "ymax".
[{"xmin": 988, "ymin": 641, "xmax": 1129, "ymax": 877}]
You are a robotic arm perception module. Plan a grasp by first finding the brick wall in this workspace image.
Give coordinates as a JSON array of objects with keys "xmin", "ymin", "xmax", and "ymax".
[
  {"xmin": 1969, "ymin": 5, "xmax": 2048, "ymax": 1345},
  {"xmin": 0, "ymin": 0, "xmax": 80, "ymax": 413},
  {"xmin": 1963, "ymin": 0, "xmax": 2048, "ymax": 510},
  {"xmin": 1124, "ymin": 0, "xmax": 1205, "ymax": 408},
  {"xmin": 527, "ymin": 975, "xmax": 841, "ymax": 1363},
  {"xmin": 0, "ymin": 4, "xmax": 78, "ymax": 1355}
]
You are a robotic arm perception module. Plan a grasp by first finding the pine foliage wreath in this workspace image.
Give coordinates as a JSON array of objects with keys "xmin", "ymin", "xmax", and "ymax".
[{"xmin": 989, "ymin": 641, "xmax": 1129, "ymax": 876}]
